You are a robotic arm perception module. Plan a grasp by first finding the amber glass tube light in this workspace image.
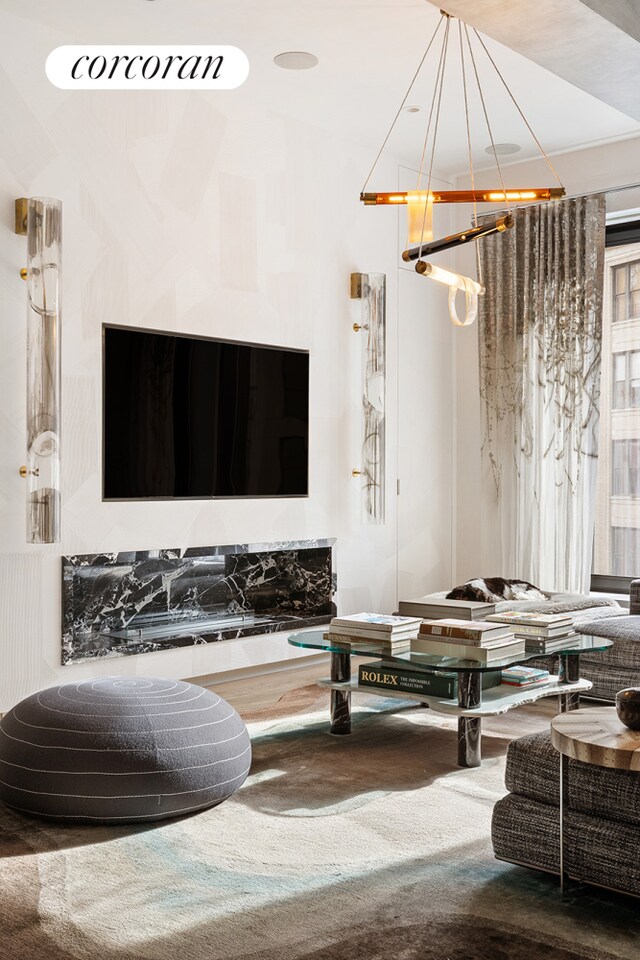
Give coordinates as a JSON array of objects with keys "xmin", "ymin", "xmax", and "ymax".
[{"xmin": 361, "ymin": 188, "xmax": 564, "ymax": 205}]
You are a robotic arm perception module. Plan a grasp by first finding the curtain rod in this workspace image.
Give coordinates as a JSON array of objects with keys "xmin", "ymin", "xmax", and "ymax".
[{"xmin": 487, "ymin": 180, "xmax": 640, "ymax": 217}]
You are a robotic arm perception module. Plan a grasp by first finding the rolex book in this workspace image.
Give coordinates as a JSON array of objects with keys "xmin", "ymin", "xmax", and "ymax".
[{"xmin": 357, "ymin": 662, "xmax": 502, "ymax": 699}]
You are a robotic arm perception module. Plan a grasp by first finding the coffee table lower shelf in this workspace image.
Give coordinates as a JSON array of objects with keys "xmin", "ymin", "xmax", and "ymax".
[
  {"xmin": 317, "ymin": 676, "xmax": 592, "ymax": 716},
  {"xmin": 316, "ymin": 676, "xmax": 593, "ymax": 767}
]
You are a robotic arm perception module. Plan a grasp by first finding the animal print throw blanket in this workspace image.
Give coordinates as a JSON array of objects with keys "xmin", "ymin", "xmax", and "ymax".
[
  {"xmin": 446, "ymin": 578, "xmax": 548, "ymax": 603},
  {"xmin": 445, "ymin": 578, "xmax": 621, "ymax": 618}
]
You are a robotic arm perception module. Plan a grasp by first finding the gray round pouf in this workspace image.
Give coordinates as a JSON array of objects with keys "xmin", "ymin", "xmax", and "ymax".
[{"xmin": 0, "ymin": 677, "xmax": 251, "ymax": 823}]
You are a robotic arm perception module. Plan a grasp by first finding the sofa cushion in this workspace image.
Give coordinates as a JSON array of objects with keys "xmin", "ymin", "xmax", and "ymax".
[
  {"xmin": 505, "ymin": 731, "xmax": 640, "ymax": 827},
  {"xmin": 579, "ymin": 617, "xmax": 640, "ymax": 671},
  {"xmin": 580, "ymin": 616, "xmax": 640, "ymax": 641},
  {"xmin": 496, "ymin": 598, "xmax": 622, "ymax": 618}
]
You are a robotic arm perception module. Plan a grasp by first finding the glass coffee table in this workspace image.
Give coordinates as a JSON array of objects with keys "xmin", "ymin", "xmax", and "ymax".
[{"xmin": 288, "ymin": 631, "xmax": 612, "ymax": 768}]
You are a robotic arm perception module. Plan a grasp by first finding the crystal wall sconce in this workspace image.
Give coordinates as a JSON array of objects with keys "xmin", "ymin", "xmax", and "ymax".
[
  {"xmin": 350, "ymin": 272, "xmax": 386, "ymax": 524},
  {"xmin": 15, "ymin": 197, "xmax": 62, "ymax": 544}
]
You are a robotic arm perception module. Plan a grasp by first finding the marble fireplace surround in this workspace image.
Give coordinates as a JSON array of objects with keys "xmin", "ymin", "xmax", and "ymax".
[{"xmin": 62, "ymin": 539, "xmax": 336, "ymax": 665}]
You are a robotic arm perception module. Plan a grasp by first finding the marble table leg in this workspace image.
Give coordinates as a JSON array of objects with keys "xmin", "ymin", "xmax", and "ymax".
[
  {"xmin": 330, "ymin": 650, "xmax": 351, "ymax": 735},
  {"xmin": 559, "ymin": 653, "xmax": 581, "ymax": 712},
  {"xmin": 457, "ymin": 670, "xmax": 481, "ymax": 768}
]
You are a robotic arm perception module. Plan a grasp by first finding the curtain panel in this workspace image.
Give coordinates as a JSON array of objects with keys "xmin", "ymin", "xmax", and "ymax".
[{"xmin": 477, "ymin": 194, "xmax": 606, "ymax": 593}]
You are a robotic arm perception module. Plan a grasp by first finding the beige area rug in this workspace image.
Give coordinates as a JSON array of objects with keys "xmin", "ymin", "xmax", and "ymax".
[{"xmin": 1, "ymin": 687, "xmax": 638, "ymax": 960}]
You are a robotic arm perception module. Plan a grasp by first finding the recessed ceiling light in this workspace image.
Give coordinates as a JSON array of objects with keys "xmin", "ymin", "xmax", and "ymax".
[
  {"xmin": 404, "ymin": 105, "xmax": 421, "ymax": 113},
  {"xmin": 485, "ymin": 142, "xmax": 521, "ymax": 156},
  {"xmin": 274, "ymin": 51, "xmax": 319, "ymax": 70}
]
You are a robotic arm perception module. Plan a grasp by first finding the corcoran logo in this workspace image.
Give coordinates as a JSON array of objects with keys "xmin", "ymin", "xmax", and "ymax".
[{"xmin": 46, "ymin": 45, "xmax": 249, "ymax": 90}]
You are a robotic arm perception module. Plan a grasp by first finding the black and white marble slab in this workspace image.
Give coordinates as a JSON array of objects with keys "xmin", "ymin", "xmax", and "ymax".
[{"xmin": 62, "ymin": 539, "xmax": 336, "ymax": 664}]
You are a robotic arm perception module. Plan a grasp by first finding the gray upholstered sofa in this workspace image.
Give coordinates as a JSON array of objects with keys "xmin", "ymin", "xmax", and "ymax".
[
  {"xmin": 492, "ymin": 731, "xmax": 640, "ymax": 896},
  {"xmin": 414, "ymin": 587, "xmax": 631, "ymax": 700},
  {"xmin": 525, "ymin": 581, "xmax": 640, "ymax": 701}
]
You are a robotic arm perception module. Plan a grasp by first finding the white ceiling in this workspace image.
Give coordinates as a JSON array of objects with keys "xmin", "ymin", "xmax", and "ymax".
[{"xmin": 2, "ymin": 0, "xmax": 639, "ymax": 182}]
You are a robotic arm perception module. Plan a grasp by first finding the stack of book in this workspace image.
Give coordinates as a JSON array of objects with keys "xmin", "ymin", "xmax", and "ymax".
[
  {"xmin": 325, "ymin": 612, "xmax": 422, "ymax": 654},
  {"xmin": 411, "ymin": 618, "xmax": 526, "ymax": 663},
  {"xmin": 501, "ymin": 665, "xmax": 551, "ymax": 688},
  {"xmin": 398, "ymin": 596, "xmax": 495, "ymax": 621},
  {"xmin": 485, "ymin": 611, "xmax": 575, "ymax": 654}
]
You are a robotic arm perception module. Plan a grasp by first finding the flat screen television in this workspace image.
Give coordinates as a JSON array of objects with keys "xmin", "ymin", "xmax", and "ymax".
[{"xmin": 103, "ymin": 325, "xmax": 309, "ymax": 500}]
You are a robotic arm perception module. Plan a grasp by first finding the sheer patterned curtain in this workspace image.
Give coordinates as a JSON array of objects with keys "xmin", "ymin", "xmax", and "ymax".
[{"xmin": 477, "ymin": 194, "xmax": 606, "ymax": 592}]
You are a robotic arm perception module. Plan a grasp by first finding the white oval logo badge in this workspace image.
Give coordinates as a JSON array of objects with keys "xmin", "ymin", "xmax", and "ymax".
[{"xmin": 46, "ymin": 45, "xmax": 249, "ymax": 90}]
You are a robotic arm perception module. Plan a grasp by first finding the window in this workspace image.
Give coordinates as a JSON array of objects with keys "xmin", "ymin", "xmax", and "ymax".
[
  {"xmin": 611, "ymin": 527, "xmax": 640, "ymax": 576},
  {"xmin": 612, "ymin": 440, "xmax": 640, "ymax": 497},
  {"xmin": 612, "ymin": 350, "xmax": 640, "ymax": 408},
  {"xmin": 612, "ymin": 259, "xmax": 640, "ymax": 322}
]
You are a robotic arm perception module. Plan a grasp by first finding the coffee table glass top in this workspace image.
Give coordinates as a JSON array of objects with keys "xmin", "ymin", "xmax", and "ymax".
[{"xmin": 288, "ymin": 630, "xmax": 612, "ymax": 673}]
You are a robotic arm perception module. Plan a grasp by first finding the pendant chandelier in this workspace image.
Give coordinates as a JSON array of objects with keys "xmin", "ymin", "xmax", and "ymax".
[{"xmin": 361, "ymin": 9, "xmax": 566, "ymax": 326}]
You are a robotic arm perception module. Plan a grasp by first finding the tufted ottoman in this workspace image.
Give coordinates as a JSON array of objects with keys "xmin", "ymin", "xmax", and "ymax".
[{"xmin": 0, "ymin": 677, "xmax": 251, "ymax": 823}]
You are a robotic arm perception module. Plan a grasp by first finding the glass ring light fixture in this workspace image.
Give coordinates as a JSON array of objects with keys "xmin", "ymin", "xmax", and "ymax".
[
  {"xmin": 15, "ymin": 196, "xmax": 62, "ymax": 544},
  {"xmin": 360, "ymin": 8, "xmax": 566, "ymax": 326}
]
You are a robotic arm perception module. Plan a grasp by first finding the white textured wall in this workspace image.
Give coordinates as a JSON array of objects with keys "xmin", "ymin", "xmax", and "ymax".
[{"xmin": 0, "ymin": 15, "xmax": 455, "ymax": 709}]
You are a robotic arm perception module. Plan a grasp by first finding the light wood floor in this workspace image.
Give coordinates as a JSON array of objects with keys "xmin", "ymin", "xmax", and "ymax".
[{"xmin": 203, "ymin": 658, "xmax": 330, "ymax": 714}]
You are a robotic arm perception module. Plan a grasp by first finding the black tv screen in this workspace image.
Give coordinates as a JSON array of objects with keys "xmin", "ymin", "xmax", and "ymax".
[{"xmin": 103, "ymin": 326, "xmax": 309, "ymax": 499}]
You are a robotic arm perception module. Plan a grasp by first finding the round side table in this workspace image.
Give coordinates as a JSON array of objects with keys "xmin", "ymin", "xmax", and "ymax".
[{"xmin": 550, "ymin": 707, "xmax": 640, "ymax": 893}]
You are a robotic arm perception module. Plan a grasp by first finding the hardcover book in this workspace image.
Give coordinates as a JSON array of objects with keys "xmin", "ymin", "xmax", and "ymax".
[
  {"xmin": 524, "ymin": 632, "xmax": 578, "ymax": 653},
  {"xmin": 323, "ymin": 633, "xmax": 411, "ymax": 651},
  {"xmin": 419, "ymin": 618, "xmax": 513, "ymax": 645},
  {"xmin": 411, "ymin": 636, "xmax": 526, "ymax": 663},
  {"xmin": 486, "ymin": 611, "xmax": 572, "ymax": 628},
  {"xmin": 357, "ymin": 662, "xmax": 502, "ymax": 699},
  {"xmin": 501, "ymin": 665, "xmax": 550, "ymax": 686},
  {"xmin": 398, "ymin": 597, "xmax": 495, "ymax": 620},
  {"xmin": 498, "ymin": 623, "xmax": 572, "ymax": 639},
  {"xmin": 328, "ymin": 624, "xmax": 419, "ymax": 642},
  {"xmin": 330, "ymin": 612, "xmax": 422, "ymax": 633}
]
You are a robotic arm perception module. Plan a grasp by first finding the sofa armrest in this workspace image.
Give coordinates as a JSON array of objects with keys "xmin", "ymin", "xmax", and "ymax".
[{"xmin": 630, "ymin": 580, "xmax": 640, "ymax": 616}]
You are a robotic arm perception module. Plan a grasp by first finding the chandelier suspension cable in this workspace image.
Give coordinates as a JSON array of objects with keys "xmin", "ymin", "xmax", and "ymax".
[
  {"xmin": 458, "ymin": 19, "xmax": 482, "ymax": 287},
  {"xmin": 413, "ymin": 15, "xmax": 449, "ymax": 213},
  {"xmin": 360, "ymin": 15, "xmax": 445, "ymax": 195},
  {"xmin": 463, "ymin": 23, "xmax": 511, "ymax": 218},
  {"xmin": 472, "ymin": 28, "xmax": 564, "ymax": 191},
  {"xmin": 418, "ymin": 13, "xmax": 451, "ymax": 259},
  {"xmin": 414, "ymin": 13, "xmax": 451, "ymax": 254}
]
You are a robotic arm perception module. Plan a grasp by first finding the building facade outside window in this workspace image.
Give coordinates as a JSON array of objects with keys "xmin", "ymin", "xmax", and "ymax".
[{"xmin": 593, "ymin": 230, "xmax": 640, "ymax": 584}]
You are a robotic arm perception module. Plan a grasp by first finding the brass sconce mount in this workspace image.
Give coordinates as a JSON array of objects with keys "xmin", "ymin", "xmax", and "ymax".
[{"xmin": 15, "ymin": 198, "xmax": 28, "ymax": 236}]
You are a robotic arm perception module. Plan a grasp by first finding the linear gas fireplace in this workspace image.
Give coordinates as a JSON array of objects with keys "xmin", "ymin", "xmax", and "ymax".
[{"xmin": 62, "ymin": 540, "xmax": 336, "ymax": 664}]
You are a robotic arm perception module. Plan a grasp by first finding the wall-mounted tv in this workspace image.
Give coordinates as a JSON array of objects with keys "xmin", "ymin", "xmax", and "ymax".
[{"xmin": 103, "ymin": 325, "xmax": 309, "ymax": 500}]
